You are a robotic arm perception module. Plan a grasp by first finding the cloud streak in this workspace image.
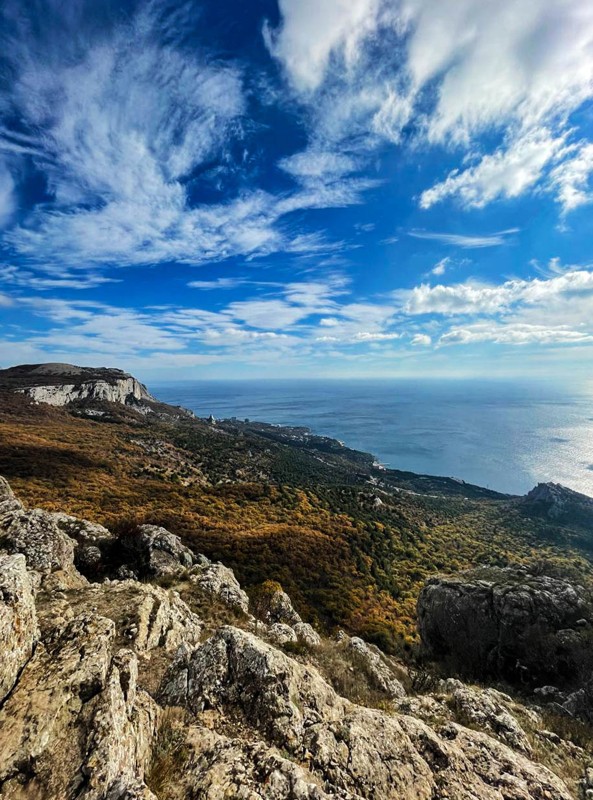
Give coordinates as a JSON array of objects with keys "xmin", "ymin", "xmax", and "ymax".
[{"xmin": 408, "ymin": 229, "xmax": 519, "ymax": 248}]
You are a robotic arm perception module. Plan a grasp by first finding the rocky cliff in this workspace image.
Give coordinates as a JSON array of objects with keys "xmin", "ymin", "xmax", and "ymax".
[
  {"xmin": 0, "ymin": 362, "xmax": 154, "ymax": 406},
  {"xmin": 521, "ymin": 481, "xmax": 593, "ymax": 529},
  {"xmin": 0, "ymin": 476, "xmax": 590, "ymax": 799}
]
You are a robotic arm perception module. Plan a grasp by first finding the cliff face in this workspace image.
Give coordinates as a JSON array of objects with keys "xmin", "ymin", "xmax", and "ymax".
[
  {"xmin": 19, "ymin": 376, "xmax": 152, "ymax": 406},
  {"xmin": 0, "ymin": 476, "xmax": 589, "ymax": 799},
  {"xmin": 0, "ymin": 363, "xmax": 154, "ymax": 407}
]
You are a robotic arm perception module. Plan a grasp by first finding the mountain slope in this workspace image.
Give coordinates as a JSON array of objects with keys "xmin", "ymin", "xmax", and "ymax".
[{"xmin": 0, "ymin": 366, "xmax": 591, "ymax": 651}]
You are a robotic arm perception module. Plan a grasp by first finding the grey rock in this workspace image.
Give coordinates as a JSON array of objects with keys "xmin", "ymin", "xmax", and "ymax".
[
  {"xmin": 265, "ymin": 588, "xmax": 303, "ymax": 627},
  {"xmin": 189, "ymin": 561, "xmax": 250, "ymax": 613},
  {"xmin": 562, "ymin": 676, "xmax": 593, "ymax": 724},
  {"xmin": 443, "ymin": 678, "xmax": 533, "ymax": 754},
  {"xmin": 76, "ymin": 580, "xmax": 203, "ymax": 655},
  {"xmin": 418, "ymin": 568, "xmax": 591, "ymax": 683},
  {"xmin": 161, "ymin": 626, "xmax": 572, "ymax": 799},
  {"xmin": 0, "ymin": 612, "xmax": 158, "ymax": 798},
  {"xmin": 293, "ymin": 621, "xmax": 322, "ymax": 647},
  {"xmin": 268, "ymin": 622, "xmax": 299, "ymax": 646},
  {"xmin": 1, "ymin": 506, "xmax": 76, "ymax": 573},
  {"xmin": 259, "ymin": 585, "xmax": 321, "ymax": 646},
  {"xmin": 18, "ymin": 376, "xmax": 153, "ymax": 407},
  {"xmin": 121, "ymin": 524, "xmax": 194, "ymax": 576},
  {"xmin": 347, "ymin": 636, "xmax": 406, "ymax": 699}
]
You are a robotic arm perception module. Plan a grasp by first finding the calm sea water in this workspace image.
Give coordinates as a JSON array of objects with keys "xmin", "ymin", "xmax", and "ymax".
[{"xmin": 152, "ymin": 379, "xmax": 593, "ymax": 496}]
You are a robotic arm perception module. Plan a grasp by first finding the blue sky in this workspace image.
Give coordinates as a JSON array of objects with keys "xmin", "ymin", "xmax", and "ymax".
[{"xmin": 1, "ymin": 0, "xmax": 593, "ymax": 381}]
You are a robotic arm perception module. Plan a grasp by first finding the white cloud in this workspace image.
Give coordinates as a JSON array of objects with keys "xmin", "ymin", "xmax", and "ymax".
[
  {"xmin": 0, "ymin": 264, "xmax": 118, "ymax": 290},
  {"xmin": 409, "ymin": 229, "xmax": 518, "ymax": 248},
  {"xmin": 549, "ymin": 142, "xmax": 593, "ymax": 213},
  {"xmin": 353, "ymin": 331, "xmax": 400, "ymax": 341},
  {"xmin": 411, "ymin": 333, "xmax": 431, "ymax": 346},
  {"xmin": 268, "ymin": 0, "xmax": 593, "ymax": 212},
  {"xmin": 420, "ymin": 130, "xmax": 564, "ymax": 209},
  {"xmin": 399, "ymin": 270, "xmax": 593, "ymax": 316},
  {"xmin": 431, "ymin": 258, "xmax": 449, "ymax": 276},
  {"xmin": 406, "ymin": 0, "xmax": 593, "ymax": 144}
]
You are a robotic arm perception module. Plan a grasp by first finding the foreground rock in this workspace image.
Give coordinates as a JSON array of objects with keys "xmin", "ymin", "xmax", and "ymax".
[
  {"xmin": 0, "ymin": 614, "xmax": 158, "ymax": 798},
  {"xmin": 0, "ymin": 553, "xmax": 38, "ymax": 703},
  {"xmin": 161, "ymin": 626, "xmax": 572, "ymax": 800}
]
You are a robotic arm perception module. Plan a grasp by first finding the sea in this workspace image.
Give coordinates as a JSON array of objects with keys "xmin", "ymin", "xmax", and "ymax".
[{"xmin": 152, "ymin": 379, "xmax": 593, "ymax": 497}]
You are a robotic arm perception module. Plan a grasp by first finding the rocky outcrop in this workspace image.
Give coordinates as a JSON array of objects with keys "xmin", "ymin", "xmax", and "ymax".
[
  {"xmin": 161, "ymin": 626, "xmax": 572, "ymax": 800},
  {"xmin": 562, "ymin": 675, "xmax": 593, "ymax": 724},
  {"xmin": 170, "ymin": 725, "xmax": 337, "ymax": 799},
  {"xmin": 344, "ymin": 635, "xmax": 406, "ymax": 700},
  {"xmin": 19, "ymin": 376, "xmax": 152, "ymax": 406},
  {"xmin": 417, "ymin": 568, "xmax": 592, "ymax": 685},
  {"xmin": 521, "ymin": 481, "xmax": 593, "ymax": 526},
  {"xmin": 259, "ymin": 584, "xmax": 321, "ymax": 646},
  {"xmin": 1, "ymin": 505, "xmax": 76, "ymax": 573},
  {"xmin": 442, "ymin": 679, "xmax": 534, "ymax": 754},
  {"xmin": 0, "ymin": 614, "xmax": 158, "ymax": 798},
  {"xmin": 84, "ymin": 580, "xmax": 203, "ymax": 655}
]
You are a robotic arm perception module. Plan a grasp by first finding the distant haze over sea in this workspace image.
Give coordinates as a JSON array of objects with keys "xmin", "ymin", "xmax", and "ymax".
[{"xmin": 153, "ymin": 379, "xmax": 593, "ymax": 496}]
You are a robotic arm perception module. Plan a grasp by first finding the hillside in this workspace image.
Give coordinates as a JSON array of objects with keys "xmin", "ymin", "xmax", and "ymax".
[
  {"xmin": 0, "ymin": 366, "xmax": 591, "ymax": 652},
  {"xmin": 0, "ymin": 476, "xmax": 591, "ymax": 798}
]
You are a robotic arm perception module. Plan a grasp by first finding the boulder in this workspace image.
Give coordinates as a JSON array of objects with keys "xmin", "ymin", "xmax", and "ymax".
[
  {"xmin": 417, "ymin": 568, "xmax": 592, "ymax": 684},
  {"xmin": 189, "ymin": 561, "xmax": 250, "ymax": 614},
  {"xmin": 0, "ymin": 475, "xmax": 24, "ymax": 527},
  {"xmin": 257, "ymin": 584, "xmax": 321, "ymax": 646},
  {"xmin": 51, "ymin": 512, "xmax": 115, "ymax": 573},
  {"xmin": 293, "ymin": 621, "xmax": 322, "ymax": 647},
  {"xmin": 442, "ymin": 679, "xmax": 533, "ymax": 754},
  {"xmin": 268, "ymin": 622, "xmax": 299, "ymax": 646},
  {"xmin": 120, "ymin": 524, "xmax": 195, "ymax": 577},
  {"xmin": 0, "ymin": 553, "xmax": 39, "ymax": 703},
  {"xmin": 0, "ymin": 506, "xmax": 76, "ymax": 573},
  {"xmin": 265, "ymin": 587, "xmax": 303, "ymax": 627},
  {"xmin": 562, "ymin": 676, "xmax": 593, "ymax": 724}
]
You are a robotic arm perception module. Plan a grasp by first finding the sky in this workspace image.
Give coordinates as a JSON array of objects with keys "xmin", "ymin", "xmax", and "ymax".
[{"xmin": 1, "ymin": 0, "xmax": 593, "ymax": 382}]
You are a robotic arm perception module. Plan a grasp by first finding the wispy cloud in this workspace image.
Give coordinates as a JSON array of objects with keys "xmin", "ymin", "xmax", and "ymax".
[
  {"xmin": 420, "ymin": 131, "xmax": 565, "ymax": 209},
  {"xmin": 0, "ymin": 265, "xmax": 119, "ymax": 291},
  {"xmin": 440, "ymin": 323, "xmax": 593, "ymax": 347},
  {"xmin": 408, "ymin": 229, "xmax": 519, "ymax": 249}
]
